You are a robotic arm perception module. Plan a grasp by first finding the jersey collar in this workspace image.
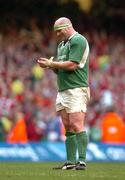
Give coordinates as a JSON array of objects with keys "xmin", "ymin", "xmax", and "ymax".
[
  {"xmin": 68, "ymin": 32, "xmax": 78, "ymax": 40},
  {"xmin": 61, "ymin": 32, "xmax": 78, "ymax": 45}
]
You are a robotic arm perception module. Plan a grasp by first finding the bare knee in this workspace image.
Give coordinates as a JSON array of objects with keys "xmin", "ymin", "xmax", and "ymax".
[
  {"xmin": 69, "ymin": 112, "xmax": 85, "ymax": 132},
  {"xmin": 69, "ymin": 122, "xmax": 83, "ymax": 132}
]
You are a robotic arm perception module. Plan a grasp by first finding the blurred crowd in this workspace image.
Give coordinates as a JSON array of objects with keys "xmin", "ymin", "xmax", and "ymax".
[{"xmin": 0, "ymin": 22, "xmax": 125, "ymax": 143}]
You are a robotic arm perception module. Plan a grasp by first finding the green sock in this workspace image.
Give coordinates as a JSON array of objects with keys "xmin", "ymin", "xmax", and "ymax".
[
  {"xmin": 65, "ymin": 132, "xmax": 77, "ymax": 163},
  {"xmin": 76, "ymin": 131, "xmax": 89, "ymax": 162}
]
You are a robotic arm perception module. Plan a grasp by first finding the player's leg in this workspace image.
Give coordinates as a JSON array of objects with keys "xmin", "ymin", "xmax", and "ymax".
[
  {"xmin": 60, "ymin": 109, "xmax": 77, "ymax": 165},
  {"xmin": 69, "ymin": 112, "xmax": 89, "ymax": 170},
  {"xmin": 53, "ymin": 109, "xmax": 77, "ymax": 169}
]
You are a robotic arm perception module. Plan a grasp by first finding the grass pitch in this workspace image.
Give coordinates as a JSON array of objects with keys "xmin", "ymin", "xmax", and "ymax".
[{"xmin": 0, "ymin": 162, "xmax": 125, "ymax": 180}]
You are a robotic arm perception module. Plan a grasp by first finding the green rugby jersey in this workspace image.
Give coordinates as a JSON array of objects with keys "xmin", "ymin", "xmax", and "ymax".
[{"xmin": 57, "ymin": 32, "xmax": 89, "ymax": 91}]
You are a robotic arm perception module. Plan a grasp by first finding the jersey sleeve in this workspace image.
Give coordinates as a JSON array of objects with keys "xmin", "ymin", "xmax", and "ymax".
[{"xmin": 68, "ymin": 37, "xmax": 86, "ymax": 63}]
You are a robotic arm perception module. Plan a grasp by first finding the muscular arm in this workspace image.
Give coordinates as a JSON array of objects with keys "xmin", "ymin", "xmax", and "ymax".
[
  {"xmin": 37, "ymin": 58, "xmax": 78, "ymax": 71},
  {"xmin": 50, "ymin": 60, "xmax": 78, "ymax": 71}
]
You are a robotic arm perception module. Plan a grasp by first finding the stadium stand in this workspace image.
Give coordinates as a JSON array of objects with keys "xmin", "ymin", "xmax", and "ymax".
[{"xmin": 0, "ymin": 0, "xmax": 125, "ymax": 143}]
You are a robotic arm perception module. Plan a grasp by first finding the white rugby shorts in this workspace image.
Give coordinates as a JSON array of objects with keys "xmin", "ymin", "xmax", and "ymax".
[{"xmin": 56, "ymin": 87, "xmax": 90, "ymax": 113}]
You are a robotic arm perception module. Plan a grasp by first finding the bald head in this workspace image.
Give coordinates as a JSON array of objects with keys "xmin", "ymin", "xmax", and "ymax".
[
  {"xmin": 54, "ymin": 17, "xmax": 73, "ymax": 31},
  {"xmin": 53, "ymin": 17, "xmax": 76, "ymax": 41},
  {"xmin": 55, "ymin": 17, "xmax": 72, "ymax": 26}
]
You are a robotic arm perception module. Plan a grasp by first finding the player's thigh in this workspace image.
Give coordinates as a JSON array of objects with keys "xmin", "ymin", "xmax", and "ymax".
[{"xmin": 59, "ymin": 109, "xmax": 70, "ymax": 129}]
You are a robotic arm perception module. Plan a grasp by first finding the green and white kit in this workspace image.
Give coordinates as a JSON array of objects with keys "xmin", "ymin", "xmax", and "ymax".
[{"xmin": 57, "ymin": 32, "xmax": 89, "ymax": 91}]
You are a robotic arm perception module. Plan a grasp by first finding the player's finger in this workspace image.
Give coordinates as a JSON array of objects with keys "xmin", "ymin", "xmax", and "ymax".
[{"xmin": 39, "ymin": 57, "xmax": 48, "ymax": 61}]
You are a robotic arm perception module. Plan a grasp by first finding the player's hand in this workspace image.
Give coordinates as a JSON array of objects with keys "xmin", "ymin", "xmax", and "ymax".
[
  {"xmin": 37, "ymin": 58, "xmax": 49, "ymax": 68},
  {"xmin": 37, "ymin": 57, "xmax": 54, "ymax": 68}
]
